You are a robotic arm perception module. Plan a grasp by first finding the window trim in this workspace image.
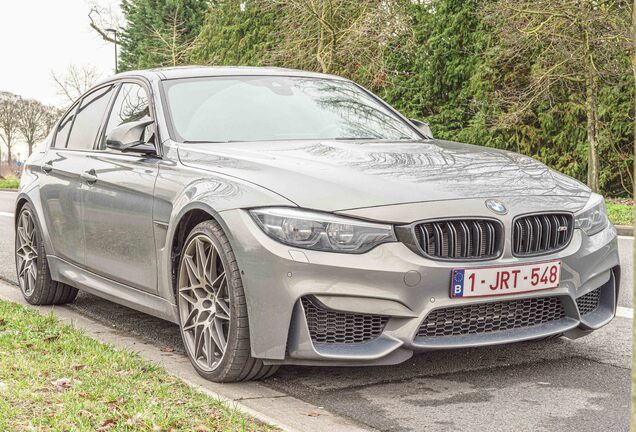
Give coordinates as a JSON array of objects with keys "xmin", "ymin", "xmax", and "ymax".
[
  {"xmin": 49, "ymin": 76, "xmax": 161, "ymax": 157},
  {"xmin": 93, "ymin": 77, "xmax": 161, "ymax": 157},
  {"xmin": 52, "ymin": 83, "xmax": 116, "ymax": 153}
]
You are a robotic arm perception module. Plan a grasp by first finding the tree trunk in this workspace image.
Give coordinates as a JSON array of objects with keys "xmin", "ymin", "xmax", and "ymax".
[
  {"xmin": 585, "ymin": 72, "xmax": 600, "ymax": 193},
  {"xmin": 631, "ymin": 1, "xmax": 636, "ymax": 430}
]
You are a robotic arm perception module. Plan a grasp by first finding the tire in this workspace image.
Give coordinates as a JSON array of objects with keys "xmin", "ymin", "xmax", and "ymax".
[
  {"xmin": 14, "ymin": 203, "xmax": 78, "ymax": 305},
  {"xmin": 176, "ymin": 219, "xmax": 279, "ymax": 382}
]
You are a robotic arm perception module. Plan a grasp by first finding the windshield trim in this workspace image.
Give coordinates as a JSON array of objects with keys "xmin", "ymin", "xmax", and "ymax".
[{"xmin": 159, "ymin": 75, "xmax": 425, "ymax": 144}]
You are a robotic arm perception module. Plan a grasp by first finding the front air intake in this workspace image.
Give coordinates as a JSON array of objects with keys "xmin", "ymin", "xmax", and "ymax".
[
  {"xmin": 301, "ymin": 297, "xmax": 387, "ymax": 344},
  {"xmin": 417, "ymin": 296, "xmax": 566, "ymax": 338},
  {"xmin": 576, "ymin": 288, "xmax": 601, "ymax": 316}
]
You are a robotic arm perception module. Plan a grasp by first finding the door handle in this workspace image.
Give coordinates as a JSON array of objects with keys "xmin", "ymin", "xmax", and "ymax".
[
  {"xmin": 80, "ymin": 170, "xmax": 98, "ymax": 184},
  {"xmin": 42, "ymin": 162, "xmax": 53, "ymax": 173}
]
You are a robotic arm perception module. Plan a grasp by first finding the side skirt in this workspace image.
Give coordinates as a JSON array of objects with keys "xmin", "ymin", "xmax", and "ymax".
[{"xmin": 48, "ymin": 255, "xmax": 179, "ymax": 324}]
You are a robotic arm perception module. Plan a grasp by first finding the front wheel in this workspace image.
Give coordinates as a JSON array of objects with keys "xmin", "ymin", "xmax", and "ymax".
[
  {"xmin": 14, "ymin": 203, "xmax": 78, "ymax": 305},
  {"xmin": 176, "ymin": 220, "xmax": 278, "ymax": 382}
]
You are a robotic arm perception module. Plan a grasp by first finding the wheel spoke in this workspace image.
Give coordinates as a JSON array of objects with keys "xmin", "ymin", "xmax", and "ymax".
[
  {"xmin": 209, "ymin": 272, "xmax": 225, "ymax": 293},
  {"xmin": 215, "ymin": 318, "xmax": 227, "ymax": 354},
  {"xmin": 28, "ymin": 262, "xmax": 37, "ymax": 281},
  {"xmin": 195, "ymin": 239, "xmax": 208, "ymax": 282},
  {"xmin": 179, "ymin": 288, "xmax": 198, "ymax": 306},
  {"xmin": 26, "ymin": 266, "xmax": 36, "ymax": 293},
  {"xmin": 182, "ymin": 308, "xmax": 199, "ymax": 331},
  {"xmin": 205, "ymin": 249, "xmax": 214, "ymax": 287},
  {"xmin": 16, "ymin": 253, "xmax": 27, "ymax": 273},
  {"xmin": 25, "ymin": 215, "xmax": 33, "ymax": 239},
  {"xmin": 20, "ymin": 260, "xmax": 31, "ymax": 276},
  {"xmin": 16, "ymin": 245, "xmax": 27, "ymax": 259},
  {"xmin": 210, "ymin": 319, "xmax": 224, "ymax": 355},
  {"xmin": 194, "ymin": 324, "xmax": 205, "ymax": 359},
  {"xmin": 20, "ymin": 213, "xmax": 28, "ymax": 234},
  {"xmin": 205, "ymin": 327, "xmax": 215, "ymax": 367},
  {"xmin": 183, "ymin": 255, "xmax": 199, "ymax": 286},
  {"xmin": 17, "ymin": 226, "xmax": 28, "ymax": 245},
  {"xmin": 215, "ymin": 298, "xmax": 230, "ymax": 320}
]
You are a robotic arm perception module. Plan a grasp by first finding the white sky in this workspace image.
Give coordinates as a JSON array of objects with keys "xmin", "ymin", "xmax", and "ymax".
[{"xmin": 0, "ymin": 0, "xmax": 120, "ymax": 107}]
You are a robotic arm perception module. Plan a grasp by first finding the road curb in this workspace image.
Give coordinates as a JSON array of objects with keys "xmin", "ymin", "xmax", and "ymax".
[
  {"xmin": 615, "ymin": 225, "xmax": 633, "ymax": 236},
  {"xmin": 0, "ymin": 281, "xmax": 372, "ymax": 432},
  {"xmin": 0, "ymin": 188, "xmax": 18, "ymax": 192}
]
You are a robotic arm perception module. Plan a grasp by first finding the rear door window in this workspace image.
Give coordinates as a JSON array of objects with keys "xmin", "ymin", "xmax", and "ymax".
[
  {"xmin": 66, "ymin": 85, "xmax": 114, "ymax": 151},
  {"xmin": 53, "ymin": 107, "xmax": 76, "ymax": 148}
]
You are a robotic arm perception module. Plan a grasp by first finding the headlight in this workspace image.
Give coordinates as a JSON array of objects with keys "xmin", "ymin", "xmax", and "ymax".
[
  {"xmin": 249, "ymin": 207, "xmax": 396, "ymax": 253},
  {"xmin": 575, "ymin": 193, "xmax": 609, "ymax": 236}
]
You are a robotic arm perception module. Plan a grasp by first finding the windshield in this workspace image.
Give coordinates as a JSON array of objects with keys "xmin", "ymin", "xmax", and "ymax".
[{"xmin": 162, "ymin": 76, "xmax": 421, "ymax": 142}]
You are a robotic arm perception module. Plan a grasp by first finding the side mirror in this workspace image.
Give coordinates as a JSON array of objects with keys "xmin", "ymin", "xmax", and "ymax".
[
  {"xmin": 409, "ymin": 119, "xmax": 433, "ymax": 139},
  {"xmin": 106, "ymin": 118, "xmax": 157, "ymax": 155}
]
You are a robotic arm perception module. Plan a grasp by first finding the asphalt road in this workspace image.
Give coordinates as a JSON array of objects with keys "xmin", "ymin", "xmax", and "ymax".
[{"xmin": 0, "ymin": 190, "xmax": 632, "ymax": 431}]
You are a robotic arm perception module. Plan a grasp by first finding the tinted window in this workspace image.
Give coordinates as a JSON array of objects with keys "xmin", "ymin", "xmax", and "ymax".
[
  {"xmin": 53, "ymin": 108, "xmax": 75, "ymax": 148},
  {"xmin": 66, "ymin": 86, "xmax": 114, "ymax": 150},
  {"xmin": 162, "ymin": 76, "xmax": 420, "ymax": 142},
  {"xmin": 105, "ymin": 83, "xmax": 150, "ymax": 138}
]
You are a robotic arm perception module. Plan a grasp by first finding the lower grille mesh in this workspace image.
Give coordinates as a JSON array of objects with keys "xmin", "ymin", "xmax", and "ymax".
[
  {"xmin": 417, "ymin": 296, "xmax": 565, "ymax": 338},
  {"xmin": 301, "ymin": 297, "xmax": 387, "ymax": 344},
  {"xmin": 576, "ymin": 288, "xmax": 601, "ymax": 315}
]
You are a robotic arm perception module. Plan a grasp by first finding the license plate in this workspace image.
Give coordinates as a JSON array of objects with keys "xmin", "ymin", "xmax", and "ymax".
[{"xmin": 450, "ymin": 261, "xmax": 561, "ymax": 298}]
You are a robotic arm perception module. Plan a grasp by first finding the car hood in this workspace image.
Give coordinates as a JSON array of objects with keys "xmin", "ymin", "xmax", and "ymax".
[{"xmin": 177, "ymin": 139, "xmax": 590, "ymax": 211}]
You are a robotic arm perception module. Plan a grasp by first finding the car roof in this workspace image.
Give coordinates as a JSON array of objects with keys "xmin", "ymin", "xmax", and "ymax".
[{"xmin": 102, "ymin": 65, "xmax": 348, "ymax": 82}]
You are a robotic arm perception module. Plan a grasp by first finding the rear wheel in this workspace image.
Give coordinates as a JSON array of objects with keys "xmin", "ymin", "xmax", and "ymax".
[
  {"xmin": 15, "ymin": 203, "xmax": 78, "ymax": 305},
  {"xmin": 176, "ymin": 220, "xmax": 278, "ymax": 382}
]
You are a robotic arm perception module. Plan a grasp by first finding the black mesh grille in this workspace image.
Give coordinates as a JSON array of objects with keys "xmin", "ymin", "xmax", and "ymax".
[
  {"xmin": 414, "ymin": 219, "xmax": 501, "ymax": 260},
  {"xmin": 513, "ymin": 213, "xmax": 574, "ymax": 257},
  {"xmin": 576, "ymin": 288, "xmax": 601, "ymax": 315},
  {"xmin": 301, "ymin": 297, "xmax": 388, "ymax": 344},
  {"xmin": 417, "ymin": 296, "xmax": 565, "ymax": 338}
]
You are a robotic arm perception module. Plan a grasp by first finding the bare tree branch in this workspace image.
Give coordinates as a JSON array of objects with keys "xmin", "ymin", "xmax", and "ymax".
[
  {"xmin": 87, "ymin": 2, "xmax": 123, "ymax": 43},
  {"xmin": 0, "ymin": 93, "xmax": 22, "ymax": 164},
  {"xmin": 50, "ymin": 64, "xmax": 102, "ymax": 106}
]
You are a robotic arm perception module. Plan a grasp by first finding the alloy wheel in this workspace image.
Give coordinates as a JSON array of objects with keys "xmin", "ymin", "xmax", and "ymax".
[
  {"xmin": 16, "ymin": 210, "xmax": 38, "ymax": 296},
  {"xmin": 178, "ymin": 234, "xmax": 231, "ymax": 372}
]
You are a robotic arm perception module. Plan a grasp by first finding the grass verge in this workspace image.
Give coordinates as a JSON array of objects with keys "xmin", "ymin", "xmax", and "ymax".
[
  {"xmin": 0, "ymin": 178, "xmax": 19, "ymax": 189},
  {"xmin": 0, "ymin": 300, "xmax": 275, "ymax": 432},
  {"xmin": 606, "ymin": 199, "xmax": 633, "ymax": 226}
]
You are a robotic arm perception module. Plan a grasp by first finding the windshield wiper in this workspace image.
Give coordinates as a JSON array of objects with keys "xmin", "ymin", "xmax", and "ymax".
[
  {"xmin": 334, "ymin": 137, "xmax": 418, "ymax": 141},
  {"xmin": 333, "ymin": 137, "xmax": 382, "ymax": 140}
]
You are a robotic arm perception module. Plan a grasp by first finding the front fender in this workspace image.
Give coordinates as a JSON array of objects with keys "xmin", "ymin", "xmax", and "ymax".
[{"xmin": 154, "ymin": 160, "xmax": 295, "ymax": 303}]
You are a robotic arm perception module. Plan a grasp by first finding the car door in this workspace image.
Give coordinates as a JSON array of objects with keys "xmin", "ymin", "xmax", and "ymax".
[
  {"xmin": 81, "ymin": 80, "xmax": 160, "ymax": 293},
  {"xmin": 38, "ymin": 84, "xmax": 116, "ymax": 266}
]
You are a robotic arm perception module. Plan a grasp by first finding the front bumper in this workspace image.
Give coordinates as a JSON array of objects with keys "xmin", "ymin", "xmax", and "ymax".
[{"xmin": 220, "ymin": 197, "xmax": 620, "ymax": 366}]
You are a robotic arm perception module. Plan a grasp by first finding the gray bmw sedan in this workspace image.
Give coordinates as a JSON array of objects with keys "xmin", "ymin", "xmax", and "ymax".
[{"xmin": 14, "ymin": 66, "xmax": 620, "ymax": 382}]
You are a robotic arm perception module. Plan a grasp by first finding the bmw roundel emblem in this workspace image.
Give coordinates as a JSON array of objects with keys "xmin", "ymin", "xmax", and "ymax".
[{"xmin": 485, "ymin": 199, "xmax": 507, "ymax": 215}]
